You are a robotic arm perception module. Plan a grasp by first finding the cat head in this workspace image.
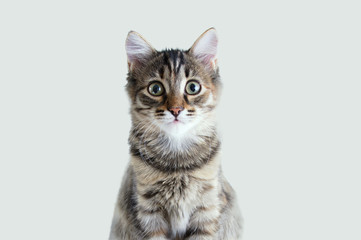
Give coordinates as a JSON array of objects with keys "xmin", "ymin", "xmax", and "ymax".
[{"xmin": 125, "ymin": 28, "xmax": 221, "ymax": 137}]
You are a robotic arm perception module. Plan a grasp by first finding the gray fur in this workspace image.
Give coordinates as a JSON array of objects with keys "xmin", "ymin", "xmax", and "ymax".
[{"xmin": 110, "ymin": 28, "xmax": 243, "ymax": 240}]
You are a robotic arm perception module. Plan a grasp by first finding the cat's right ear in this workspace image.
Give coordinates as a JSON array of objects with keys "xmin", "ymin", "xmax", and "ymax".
[
  {"xmin": 126, "ymin": 31, "xmax": 156, "ymax": 71},
  {"xmin": 189, "ymin": 28, "xmax": 218, "ymax": 70}
]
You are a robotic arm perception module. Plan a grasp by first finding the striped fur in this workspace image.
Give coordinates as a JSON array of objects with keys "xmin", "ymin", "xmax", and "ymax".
[{"xmin": 110, "ymin": 28, "xmax": 243, "ymax": 240}]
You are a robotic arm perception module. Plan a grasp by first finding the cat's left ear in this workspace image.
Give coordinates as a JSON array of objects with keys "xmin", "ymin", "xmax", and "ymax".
[
  {"xmin": 126, "ymin": 31, "xmax": 156, "ymax": 71},
  {"xmin": 189, "ymin": 28, "xmax": 218, "ymax": 70}
]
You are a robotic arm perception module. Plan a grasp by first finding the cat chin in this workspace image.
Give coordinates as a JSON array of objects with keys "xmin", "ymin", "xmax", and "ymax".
[
  {"xmin": 156, "ymin": 113, "xmax": 216, "ymax": 137},
  {"xmin": 159, "ymin": 121, "xmax": 195, "ymax": 137},
  {"xmin": 157, "ymin": 118, "xmax": 210, "ymax": 140}
]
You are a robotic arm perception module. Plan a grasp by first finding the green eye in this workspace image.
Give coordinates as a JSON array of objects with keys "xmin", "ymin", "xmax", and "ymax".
[
  {"xmin": 148, "ymin": 82, "xmax": 164, "ymax": 96},
  {"xmin": 185, "ymin": 80, "xmax": 201, "ymax": 95}
]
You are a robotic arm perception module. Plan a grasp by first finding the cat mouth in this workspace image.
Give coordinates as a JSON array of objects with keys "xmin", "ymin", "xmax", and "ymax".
[
  {"xmin": 170, "ymin": 117, "xmax": 183, "ymax": 124},
  {"xmin": 160, "ymin": 116, "xmax": 186, "ymax": 125}
]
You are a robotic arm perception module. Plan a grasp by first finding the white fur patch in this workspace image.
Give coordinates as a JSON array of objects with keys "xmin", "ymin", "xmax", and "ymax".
[{"xmin": 170, "ymin": 205, "xmax": 192, "ymax": 238}]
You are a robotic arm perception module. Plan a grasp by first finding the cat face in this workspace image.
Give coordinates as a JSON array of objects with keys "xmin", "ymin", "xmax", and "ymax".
[{"xmin": 126, "ymin": 28, "xmax": 221, "ymax": 137}]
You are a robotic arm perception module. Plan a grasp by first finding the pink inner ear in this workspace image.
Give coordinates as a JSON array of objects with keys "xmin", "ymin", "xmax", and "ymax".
[
  {"xmin": 191, "ymin": 28, "xmax": 218, "ymax": 68},
  {"xmin": 125, "ymin": 31, "xmax": 154, "ymax": 68},
  {"xmin": 198, "ymin": 53, "xmax": 217, "ymax": 66}
]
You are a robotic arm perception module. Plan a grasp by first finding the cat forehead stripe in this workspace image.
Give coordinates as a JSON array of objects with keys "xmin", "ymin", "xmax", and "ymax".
[{"xmin": 162, "ymin": 49, "xmax": 185, "ymax": 76}]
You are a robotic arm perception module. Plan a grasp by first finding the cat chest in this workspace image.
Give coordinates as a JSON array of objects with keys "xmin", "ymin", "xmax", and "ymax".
[
  {"xmin": 158, "ymin": 176, "xmax": 197, "ymax": 237},
  {"xmin": 138, "ymin": 174, "xmax": 217, "ymax": 237}
]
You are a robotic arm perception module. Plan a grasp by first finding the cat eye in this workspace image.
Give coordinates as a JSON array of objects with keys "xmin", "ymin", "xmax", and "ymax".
[
  {"xmin": 185, "ymin": 80, "xmax": 201, "ymax": 95},
  {"xmin": 148, "ymin": 82, "xmax": 165, "ymax": 96}
]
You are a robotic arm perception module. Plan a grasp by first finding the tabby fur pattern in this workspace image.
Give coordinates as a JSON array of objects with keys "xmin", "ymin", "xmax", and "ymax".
[{"xmin": 109, "ymin": 28, "xmax": 243, "ymax": 240}]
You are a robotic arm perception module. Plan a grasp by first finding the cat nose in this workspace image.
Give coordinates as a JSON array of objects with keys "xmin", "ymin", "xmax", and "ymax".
[{"xmin": 168, "ymin": 106, "xmax": 184, "ymax": 117}]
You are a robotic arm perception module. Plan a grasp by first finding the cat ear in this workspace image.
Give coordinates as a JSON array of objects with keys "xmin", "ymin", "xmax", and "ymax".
[
  {"xmin": 189, "ymin": 28, "xmax": 218, "ymax": 70},
  {"xmin": 126, "ymin": 31, "xmax": 156, "ymax": 71}
]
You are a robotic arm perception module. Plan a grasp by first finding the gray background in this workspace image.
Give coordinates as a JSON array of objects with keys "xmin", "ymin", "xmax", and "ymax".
[{"xmin": 0, "ymin": 0, "xmax": 360, "ymax": 239}]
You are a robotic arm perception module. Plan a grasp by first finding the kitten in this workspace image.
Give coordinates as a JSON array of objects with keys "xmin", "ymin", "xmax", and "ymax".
[{"xmin": 109, "ymin": 28, "xmax": 243, "ymax": 240}]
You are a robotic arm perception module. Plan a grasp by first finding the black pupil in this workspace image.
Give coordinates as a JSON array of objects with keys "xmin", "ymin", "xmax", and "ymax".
[
  {"xmin": 152, "ymin": 85, "xmax": 160, "ymax": 94},
  {"xmin": 190, "ymin": 83, "xmax": 196, "ymax": 92}
]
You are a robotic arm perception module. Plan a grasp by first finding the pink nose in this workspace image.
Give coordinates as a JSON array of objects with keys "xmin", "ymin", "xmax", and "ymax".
[{"xmin": 168, "ymin": 106, "xmax": 184, "ymax": 117}]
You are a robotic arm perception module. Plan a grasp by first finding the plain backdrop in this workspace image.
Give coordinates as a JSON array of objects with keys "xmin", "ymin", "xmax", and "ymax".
[{"xmin": 0, "ymin": 0, "xmax": 360, "ymax": 239}]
